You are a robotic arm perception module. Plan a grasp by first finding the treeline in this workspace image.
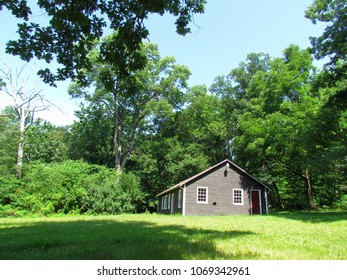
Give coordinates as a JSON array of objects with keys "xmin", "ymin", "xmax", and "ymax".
[
  {"xmin": 1, "ymin": 0, "xmax": 346, "ymax": 216},
  {"xmin": 1, "ymin": 43, "xmax": 346, "ymax": 217}
]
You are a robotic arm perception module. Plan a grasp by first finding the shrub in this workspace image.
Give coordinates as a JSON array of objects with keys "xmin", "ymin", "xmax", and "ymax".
[
  {"xmin": 19, "ymin": 161, "xmax": 90, "ymax": 214},
  {"xmin": 0, "ymin": 174, "xmax": 20, "ymax": 206},
  {"xmin": 3, "ymin": 161, "xmax": 145, "ymax": 215},
  {"xmin": 334, "ymin": 194, "xmax": 347, "ymax": 210},
  {"xmin": 80, "ymin": 169, "xmax": 144, "ymax": 214}
]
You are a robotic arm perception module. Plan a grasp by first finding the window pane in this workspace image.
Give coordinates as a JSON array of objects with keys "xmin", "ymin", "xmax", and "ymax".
[
  {"xmin": 178, "ymin": 190, "xmax": 182, "ymax": 208},
  {"xmin": 233, "ymin": 189, "xmax": 243, "ymax": 205},
  {"xmin": 164, "ymin": 195, "xmax": 168, "ymax": 209},
  {"xmin": 197, "ymin": 187, "xmax": 207, "ymax": 203}
]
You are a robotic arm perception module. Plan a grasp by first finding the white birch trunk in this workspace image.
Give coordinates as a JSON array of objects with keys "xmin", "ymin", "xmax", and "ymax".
[{"xmin": 16, "ymin": 106, "xmax": 26, "ymax": 178}]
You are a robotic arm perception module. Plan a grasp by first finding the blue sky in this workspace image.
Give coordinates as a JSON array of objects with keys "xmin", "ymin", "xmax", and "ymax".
[{"xmin": 0, "ymin": 0, "xmax": 327, "ymax": 125}]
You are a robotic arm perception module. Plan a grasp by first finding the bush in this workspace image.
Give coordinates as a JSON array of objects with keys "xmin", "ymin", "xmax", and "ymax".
[
  {"xmin": 3, "ymin": 161, "xmax": 145, "ymax": 216},
  {"xmin": 80, "ymin": 169, "xmax": 144, "ymax": 214},
  {"xmin": 0, "ymin": 204, "xmax": 21, "ymax": 217},
  {"xmin": 0, "ymin": 174, "xmax": 20, "ymax": 206},
  {"xmin": 334, "ymin": 194, "xmax": 347, "ymax": 210},
  {"xmin": 19, "ymin": 161, "xmax": 90, "ymax": 214}
]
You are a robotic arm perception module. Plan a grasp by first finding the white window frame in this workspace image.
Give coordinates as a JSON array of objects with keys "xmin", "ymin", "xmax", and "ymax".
[
  {"xmin": 164, "ymin": 195, "xmax": 168, "ymax": 209},
  {"xmin": 197, "ymin": 187, "xmax": 208, "ymax": 204},
  {"xmin": 178, "ymin": 189, "xmax": 182, "ymax": 208},
  {"xmin": 170, "ymin": 193, "xmax": 174, "ymax": 213},
  {"xmin": 182, "ymin": 186, "xmax": 186, "ymax": 216},
  {"xmin": 233, "ymin": 189, "xmax": 244, "ymax": 205}
]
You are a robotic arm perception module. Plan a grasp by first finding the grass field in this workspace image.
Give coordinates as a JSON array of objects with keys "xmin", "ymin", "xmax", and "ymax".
[{"xmin": 0, "ymin": 211, "xmax": 346, "ymax": 260}]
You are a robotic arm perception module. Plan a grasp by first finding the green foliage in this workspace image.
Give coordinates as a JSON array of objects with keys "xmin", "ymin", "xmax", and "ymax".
[
  {"xmin": 305, "ymin": 0, "xmax": 347, "ymax": 76},
  {"xmin": 0, "ymin": 174, "xmax": 20, "ymax": 206},
  {"xmin": 69, "ymin": 105, "xmax": 114, "ymax": 167},
  {"xmin": 69, "ymin": 41, "xmax": 191, "ymax": 171},
  {"xmin": 178, "ymin": 85, "xmax": 228, "ymax": 163},
  {"xmin": 2, "ymin": 0, "xmax": 206, "ymax": 85},
  {"xmin": 20, "ymin": 161, "xmax": 90, "ymax": 215},
  {"xmin": 81, "ymin": 169, "xmax": 144, "ymax": 214},
  {"xmin": 25, "ymin": 120, "xmax": 70, "ymax": 163},
  {"xmin": 212, "ymin": 45, "xmax": 346, "ymax": 210},
  {"xmin": 0, "ymin": 112, "xmax": 18, "ymax": 175},
  {"xmin": 130, "ymin": 136, "xmax": 209, "ymax": 201},
  {"xmin": 0, "ymin": 174, "xmax": 24, "ymax": 217},
  {"xmin": 0, "ymin": 161, "xmax": 144, "ymax": 217},
  {"xmin": 334, "ymin": 195, "xmax": 347, "ymax": 210}
]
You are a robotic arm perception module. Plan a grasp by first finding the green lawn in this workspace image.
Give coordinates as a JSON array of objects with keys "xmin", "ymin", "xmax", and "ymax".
[{"xmin": 0, "ymin": 211, "xmax": 346, "ymax": 260}]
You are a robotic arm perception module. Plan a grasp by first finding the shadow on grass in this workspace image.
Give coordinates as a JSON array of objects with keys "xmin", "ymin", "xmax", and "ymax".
[
  {"xmin": 270, "ymin": 210, "xmax": 347, "ymax": 223},
  {"xmin": 0, "ymin": 218, "xmax": 255, "ymax": 260}
]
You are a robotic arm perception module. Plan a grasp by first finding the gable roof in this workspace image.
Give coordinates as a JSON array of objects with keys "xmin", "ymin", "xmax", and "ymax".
[{"xmin": 156, "ymin": 159, "xmax": 269, "ymax": 198}]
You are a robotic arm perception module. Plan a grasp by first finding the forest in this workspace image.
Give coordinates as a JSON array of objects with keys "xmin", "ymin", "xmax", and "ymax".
[{"xmin": 0, "ymin": 0, "xmax": 346, "ymax": 216}]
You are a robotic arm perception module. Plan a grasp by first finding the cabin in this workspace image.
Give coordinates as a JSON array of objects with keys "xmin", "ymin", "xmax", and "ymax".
[{"xmin": 156, "ymin": 159, "xmax": 269, "ymax": 216}]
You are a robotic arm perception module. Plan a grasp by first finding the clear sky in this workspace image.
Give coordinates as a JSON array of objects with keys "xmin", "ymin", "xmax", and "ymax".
[{"xmin": 0, "ymin": 0, "xmax": 327, "ymax": 126}]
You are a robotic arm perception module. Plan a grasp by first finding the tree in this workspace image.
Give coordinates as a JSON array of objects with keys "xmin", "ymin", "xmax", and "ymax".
[
  {"xmin": 69, "ymin": 41, "xmax": 191, "ymax": 171},
  {"xmin": 305, "ymin": 0, "xmax": 347, "ymax": 79},
  {"xmin": 1, "ymin": 0, "xmax": 206, "ymax": 86},
  {"xmin": 24, "ymin": 119, "xmax": 70, "ymax": 163},
  {"xmin": 0, "ymin": 62, "xmax": 54, "ymax": 177},
  {"xmin": 231, "ymin": 45, "xmax": 340, "ymax": 209},
  {"xmin": 125, "ymin": 86, "xmax": 211, "ymax": 203},
  {"xmin": 209, "ymin": 53, "xmax": 271, "ymax": 159},
  {"xmin": 68, "ymin": 102, "xmax": 115, "ymax": 167},
  {"xmin": 305, "ymin": 0, "xmax": 347, "ymax": 207},
  {"xmin": 0, "ymin": 108, "xmax": 18, "ymax": 176},
  {"xmin": 176, "ymin": 85, "xmax": 228, "ymax": 163}
]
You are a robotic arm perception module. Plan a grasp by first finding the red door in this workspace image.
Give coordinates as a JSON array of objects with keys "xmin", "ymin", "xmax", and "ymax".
[{"xmin": 251, "ymin": 190, "xmax": 260, "ymax": 214}]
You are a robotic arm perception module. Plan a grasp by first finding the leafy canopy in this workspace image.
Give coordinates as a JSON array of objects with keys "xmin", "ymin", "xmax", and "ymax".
[
  {"xmin": 1, "ymin": 0, "xmax": 206, "ymax": 85},
  {"xmin": 305, "ymin": 0, "xmax": 347, "ymax": 78}
]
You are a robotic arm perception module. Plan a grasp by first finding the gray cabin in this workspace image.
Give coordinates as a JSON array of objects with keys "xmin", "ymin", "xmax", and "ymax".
[{"xmin": 156, "ymin": 159, "xmax": 270, "ymax": 216}]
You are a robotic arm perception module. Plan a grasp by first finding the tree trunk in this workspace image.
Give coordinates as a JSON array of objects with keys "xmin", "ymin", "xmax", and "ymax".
[
  {"xmin": 304, "ymin": 169, "xmax": 315, "ymax": 209},
  {"xmin": 114, "ymin": 103, "xmax": 122, "ymax": 172},
  {"xmin": 272, "ymin": 181, "xmax": 285, "ymax": 209},
  {"xmin": 16, "ymin": 106, "xmax": 25, "ymax": 178}
]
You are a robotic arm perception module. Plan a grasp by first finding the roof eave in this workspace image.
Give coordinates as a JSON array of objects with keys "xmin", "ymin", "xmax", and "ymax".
[
  {"xmin": 156, "ymin": 159, "xmax": 270, "ymax": 198},
  {"xmin": 156, "ymin": 183, "xmax": 183, "ymax": 198}
]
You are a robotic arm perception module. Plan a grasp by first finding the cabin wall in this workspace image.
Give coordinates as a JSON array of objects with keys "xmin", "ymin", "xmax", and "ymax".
[
  {"xmin": 184, "ymin": 165, "xmax": 266, "ymax": 216},
  {"xmin": 157, "ymin": 188, "xmax": 183, "ymax": 215}
]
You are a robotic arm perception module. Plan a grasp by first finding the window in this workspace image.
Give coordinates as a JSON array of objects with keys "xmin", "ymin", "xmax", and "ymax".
[
  {"xmin": 164, "ymin": 195, "xmax": 168, "ymax": 209},
  {"xmin": 197, "ymin": 187, "xmax": 208, "ymax": 203},
  {"xmin": 233, "ymin": 189, "xmax": 244, "ymax": 205},
  {"xmin": 161, "ymin": 196, "xmax": 164, "ymax": 210},
  {"xmin": 168, "ymin": 194, "xmax": 171, "ymax": 210},
  {"xmin": 178, "ymin": 189, "xmax": 182, "ymax": 208}
]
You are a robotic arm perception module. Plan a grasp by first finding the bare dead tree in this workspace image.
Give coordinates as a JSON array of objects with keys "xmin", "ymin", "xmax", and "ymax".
[{"xmin": 0, "ymin": 61, "xmax": 59, "ymax": 177}]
